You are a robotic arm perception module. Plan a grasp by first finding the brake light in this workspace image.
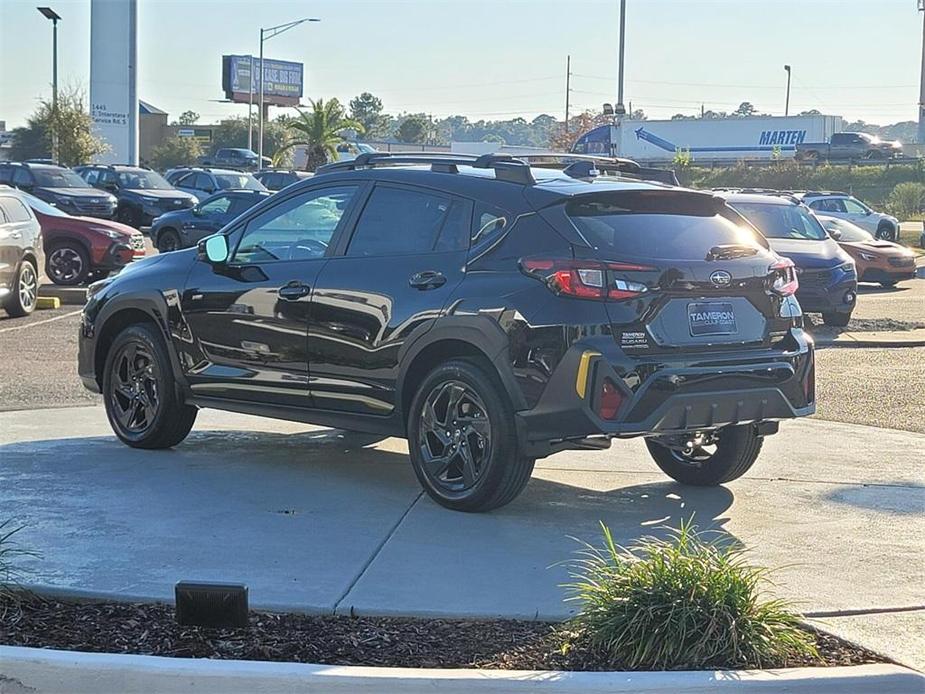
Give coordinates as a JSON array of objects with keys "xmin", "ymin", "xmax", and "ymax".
[
  {"xmin": 598, "ymin": 378, "xmax": 624, "ymax": 420},
  {"xmin": 769, "ymin": 258, "xmax": 798, "ymax": 296},
  {"xmin": 520, "ymin": 257, "xmax": 652, "ymax": 301}
]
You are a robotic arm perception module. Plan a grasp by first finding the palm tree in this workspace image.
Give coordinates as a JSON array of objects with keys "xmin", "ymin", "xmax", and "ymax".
[{"xmin": 277, "ymin": 98, "xmax": 364, "ymax": 171}]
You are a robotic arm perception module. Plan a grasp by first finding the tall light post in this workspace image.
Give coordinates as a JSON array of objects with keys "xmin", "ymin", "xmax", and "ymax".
[
  {"xmin": 37, "ymin": 6, "xmax": 61, "ymax": 161},
  {"xmin": 783, "ymin": 64, "xmax": 792, "ymax": 117},
  {"xmin": 918, "ymin": 0, "xmax": 925, "ymax": 143},
  {"xmin": 258, "ymin": 17, "xmax": 320, "ymax": 163},
  {"xmin": 615, "ymin": 0, "xmax": 627, "ymax": 118}
]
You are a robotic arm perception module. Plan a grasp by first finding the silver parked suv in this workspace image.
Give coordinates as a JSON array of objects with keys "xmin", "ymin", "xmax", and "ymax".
[
  {"xmin": 797, "ymin": 191, "xmax": 900, "ymax": 241},
  {"xmin": 0, "ymin": 186, "xmax": 43, "ymax": 317}
]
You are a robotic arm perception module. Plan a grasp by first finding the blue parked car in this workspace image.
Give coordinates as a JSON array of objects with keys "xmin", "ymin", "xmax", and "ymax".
[
  {"xmin": 723, "ymin": 193, "xmax": 857, "ymax": 327},
  {"xmin": 150, "ymin": 189, "xmax": 271, "ymax": 253}
]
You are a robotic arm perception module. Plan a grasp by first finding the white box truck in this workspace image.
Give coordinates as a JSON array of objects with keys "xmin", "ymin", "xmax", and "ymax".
[{"xmin": 572, "ymin": 115, "xmax": 844, "ymax": 163}]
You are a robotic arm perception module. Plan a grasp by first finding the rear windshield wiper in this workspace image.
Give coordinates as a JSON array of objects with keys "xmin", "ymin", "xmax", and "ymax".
[{"xmin": 706, "ymin": 244, "xmax": 758, "ymax": 261}]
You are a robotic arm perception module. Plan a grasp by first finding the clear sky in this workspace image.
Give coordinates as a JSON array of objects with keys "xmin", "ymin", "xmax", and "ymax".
[{"xmin": 0, "ymin": 0, "xmax": 921, "ymax": 129}]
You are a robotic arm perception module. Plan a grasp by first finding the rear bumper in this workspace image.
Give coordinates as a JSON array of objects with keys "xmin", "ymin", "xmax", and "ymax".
[{"xmin": 516, "ymin": 330, "xmax": 814, "ymax": 455}]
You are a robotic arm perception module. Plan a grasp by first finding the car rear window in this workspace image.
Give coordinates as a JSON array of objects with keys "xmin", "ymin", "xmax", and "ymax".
[
  {"xmin": 729, "ymin": 201, "xmax": 828, "ymax": 241},
  {"xmin": 566, "ymin": 199, "xmax": 765, "ymax": 261}
]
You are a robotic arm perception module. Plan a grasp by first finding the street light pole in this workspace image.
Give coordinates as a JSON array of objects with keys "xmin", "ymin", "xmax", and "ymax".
[
  {"xmin": 616, "ymin": 0, "xmax": 626, "ymax": 117},
  {"xmin": 257, "ymin": 17, "xmax": 320, "ymax": 164},
  {"xmin": 248, "ymin": 55, "xmax": 254, "ymax": 151},
  {"xmin": 37, "ymin": 7, "xmax": 61, "ymax": 161},
  {"xmin": 784, "ymin": 64, "xmax": 792, "ymax": 117},
  {"xmin": 918, "ymin": 1, "xmax": 925, "ymax": 143}
]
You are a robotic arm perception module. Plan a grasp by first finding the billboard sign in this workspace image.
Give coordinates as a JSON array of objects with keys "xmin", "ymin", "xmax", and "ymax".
[
  {"xmin": 222, "ymin": 55, "xmax": 303, "ymax": 106},
  {"xmin": 177, "ymin": 127, "xmax": 213, "ymax": 144},
  {"xmin": 90, "ymin": 0, "xmax": 138, "ymax": 164}
]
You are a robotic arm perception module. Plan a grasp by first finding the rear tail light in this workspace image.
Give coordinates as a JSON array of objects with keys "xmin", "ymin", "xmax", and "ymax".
[
  {"xmin": 769, "ymin": 258, "xmax": 798, "ymax": 296},
  {"xmin": 520, "ymin": 257, "xmax": 653, "ymax": 301},
  {"xmin": 597, "ymin": 378, "xmax": 624, "ymax": 420}
]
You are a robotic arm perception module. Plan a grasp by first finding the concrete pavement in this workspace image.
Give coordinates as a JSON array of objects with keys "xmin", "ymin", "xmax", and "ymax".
[{"xmin": 1, "ymin": 407, "xmax": 923, "ymax": 669}]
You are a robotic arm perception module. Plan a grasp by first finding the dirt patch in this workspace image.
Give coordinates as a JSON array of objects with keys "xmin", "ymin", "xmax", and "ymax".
[
  {"xmin": 806, "ymin": 315, "xmax": 925, "ymax": 338},
  {"xmin": 0, "ymin": 596, "xmax": 886, "ymax": 671}
]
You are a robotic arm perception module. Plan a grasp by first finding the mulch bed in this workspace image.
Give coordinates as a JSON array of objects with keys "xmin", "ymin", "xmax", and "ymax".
[{"xmin": 0, "ymin": 595, "xmax": 885, "ymax": 671}]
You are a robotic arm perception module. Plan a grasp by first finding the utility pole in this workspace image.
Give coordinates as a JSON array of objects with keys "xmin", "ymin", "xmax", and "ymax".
[
  {"xmin": 784, "ymin": 64, "xmax": 792, "ymax": 117},
  {"xmin": 565, "ymin": 55, "xmax": 571, "ymax": 136},
  {"xmin": 918, "ymin": 1, "xmax": 925, "ymax": 143},
  {"xmin": 615, "ymin": 0, "xmax": 627, "ymax": 117}
]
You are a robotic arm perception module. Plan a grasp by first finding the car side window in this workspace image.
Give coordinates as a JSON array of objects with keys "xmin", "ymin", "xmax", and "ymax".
[
  {"xmin": 233, "ymin": 185, "xmax": 359, "ymax": 264},
  {"xmin": 228, "ymin": 196, "xmax": 257, "ymax": 216},
  {"xmin": 200, "ymin": 195, "xmax": 232, "ymax": 215},
  {"xmin": 817, "ymin": 198, "xmax": 846, "ymax": 213},
  {"xmin": 843, "ymin": 198, "xmax": 867, "ymax": 214},
  {"xmin": 176, "ymin": 172, "xmax": 196, "ymax": 188},
  {"xmin": 347, "ymin": 185, "xmax": 465, "ymax": 257},
  {"xmin": 194, "ymin": 173, "xmax": 214, "ymax": 190},
  {"xmin": 0, "ymin": 168, "xmax": 12, "ymax": 184},
  {"xmin": 0, "ymin": 197, "xmax": 33, "ymax": 223},
  {"xmin": 472, "ymin": 203, "xmax": 507, "ymax": 243},
  {"xmin": 83, "ymin": 169, "xmax": 99, "ymax": 186},
  {"xmin": 11, "ymin": 168, "xmax": 33, "ymax": 187}
]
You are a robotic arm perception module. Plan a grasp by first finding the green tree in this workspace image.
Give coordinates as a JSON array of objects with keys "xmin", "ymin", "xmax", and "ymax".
[
  {"xmin": 173, "ymin": 110, "xmax": 200, "ymax": 126},
  {"xmin": 396, "ymin": 114, "xmax": 429, "ymax": 144},
  {"xmin": 732, "ymin": 101, "xmax": 757, "ymax": 117},
  {"xmin": 348, "ymin": 92, "xmax": 387, "ymax": 139},
  {"xmin": 148, "ymin": 136, "xmax": 203, "ymax": 170},
  {"xmin": 279, "ymin": 98, "xmax": 364, "ymax": 171},
  {"xmin": 10, "ymin": 86, "xmax": 107, "ymax": 166},
  {"xmin": 210, "ymin": 116, "xmax": 291, "ymax": 163}
]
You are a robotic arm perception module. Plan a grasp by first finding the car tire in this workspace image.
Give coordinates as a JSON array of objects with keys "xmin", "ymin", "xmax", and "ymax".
[
  {"xmin": 407, "ymin": 358, "xmax": 535, "ymax": 512},
  {"xmin": 2, "ymin": 259, "xmax": 39, "ymax": 317},
  {"xmin": 646, "ymin": 424, "xmax": 763, "ymax": 486},
  {"xmin": 875, "ymin": 222, "xmax": 896, "ymax": 241},
  {"xmin": 156, "ymin": 228, "xmax": 181, "ymax": 253},
  {"xmin": 822, "ymin": 311, "xmax": 852, "ymax": 327},
  {"xmin": 102, "ymin": 323, "xmax": 198, "ymax": 449},
  {"xmin": 46, "ymin": 241, "xmax": 91, "ymax": 286}
]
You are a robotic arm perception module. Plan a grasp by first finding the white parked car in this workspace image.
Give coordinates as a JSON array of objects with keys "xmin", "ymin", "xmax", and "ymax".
[{"xmin": 798, "ymin": 192, "xmax": 899, "ymax": 241}]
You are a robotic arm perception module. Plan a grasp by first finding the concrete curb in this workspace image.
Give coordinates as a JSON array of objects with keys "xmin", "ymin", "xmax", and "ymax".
[
  {"xmin": 811, "ymin": 329, "xmax": 925, "ymax": 349},
  {"xmin": 1, "ymin": 646, "xmax": 922, "ymax": 694}
]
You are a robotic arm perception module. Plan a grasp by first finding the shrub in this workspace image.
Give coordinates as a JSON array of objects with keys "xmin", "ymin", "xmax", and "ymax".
[
  {"xmin": 148, "ymin": 136, "xmax": 203, "ymax": 171},
  {"xmin": 566, "ymin": 520, "xmax": 817, "ymax": 670},
  {"xmin": 0, "ymin": 520, "xmax": 33, "ymax": 603},
  {"xmin": 886, "ymin": 182, "xmax": 925, "ymax": 220}
]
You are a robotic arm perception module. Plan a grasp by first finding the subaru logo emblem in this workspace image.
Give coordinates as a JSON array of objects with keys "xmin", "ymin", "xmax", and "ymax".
[
  {"xmin": 91, "ymin": 198, "xmax": 100, "ymax": 203},
  {"xmin": 710, "ymin": 270, "xmax": 732, "ymax": 287}
]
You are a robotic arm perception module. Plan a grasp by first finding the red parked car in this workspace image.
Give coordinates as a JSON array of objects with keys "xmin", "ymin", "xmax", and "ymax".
[{"xmin": 20, "ymin": 191, "xmax": 145, "ymax": 286}]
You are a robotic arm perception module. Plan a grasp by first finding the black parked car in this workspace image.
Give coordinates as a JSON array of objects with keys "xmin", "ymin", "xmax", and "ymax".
[
  {"xmin": 0, "ymin": 187, "xmax": 43, "ymax": 317},
  {"xmin": 0, "ymin": 162, "xmax": 118, "ymax": 219},
  {"xmin": 78, "ymin": 153, "xmax": 815, "ymax": 512},
  {"xmin": 75, "ymin": 165, "xmax": 197, "ymax": 228},
  {"xmin": 150, "ymin": 189, "xmax": 272, "ymax": 253},
  {"xmin": 254, "ymin": 169, "xmax": 314, "ymax": 191}
]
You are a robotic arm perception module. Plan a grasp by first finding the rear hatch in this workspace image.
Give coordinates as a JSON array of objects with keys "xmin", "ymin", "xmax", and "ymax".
[{"xmin": 535, "ymin": 189, "xmax": 797, "ymax": 353}]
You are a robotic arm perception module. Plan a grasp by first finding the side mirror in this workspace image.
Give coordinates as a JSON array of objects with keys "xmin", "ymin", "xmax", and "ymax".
[
  {"xmin": 199, "ymin": 234, "xmax": 229, "ymax": 264},
  {"xmin": 192, "ymin": 205, "xmax": 202, "ymax": 216},
  {"xmin": 829, "ymin": 229, "xmax": 842, "ymax": 240}
]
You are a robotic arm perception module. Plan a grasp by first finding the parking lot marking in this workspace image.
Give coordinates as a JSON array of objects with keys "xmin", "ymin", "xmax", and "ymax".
[{"xmin": 0, "ymin": 309, "xmax": 83, "ymax": 334}]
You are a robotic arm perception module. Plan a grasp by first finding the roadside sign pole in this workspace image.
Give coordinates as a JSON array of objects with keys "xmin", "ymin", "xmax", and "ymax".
[
  {"xmin": 616, "ymin": 0, "xmax": 626, "ymax": 116},
  {"xmin": 248, "ymin": 55, "xmax": 254, "ymax": 152},
  {"xmin": 918, "ymin": 1, "xmax": 925, "ymax": 143},
  {"xmin": 258, "ymin": 30, "xmax": 265, "ymax": 164}
]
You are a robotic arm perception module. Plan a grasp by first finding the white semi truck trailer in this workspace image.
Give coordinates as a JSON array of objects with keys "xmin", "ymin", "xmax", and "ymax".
[{"xmin": 572, "ymin": 115, "xmax": 844, "ymax": 163}]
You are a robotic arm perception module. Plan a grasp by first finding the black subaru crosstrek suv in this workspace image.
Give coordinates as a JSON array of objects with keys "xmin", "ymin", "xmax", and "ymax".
[
  {"xmin": 75, "ymin": 164, "xmax": 197, "ymax": 228},
  {"xmin": 78, "ymin": 153, "xmax": 814, "ymax": 512}
]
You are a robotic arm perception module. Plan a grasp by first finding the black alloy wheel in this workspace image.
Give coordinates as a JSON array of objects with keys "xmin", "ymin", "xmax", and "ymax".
[
  {"xmin": 418, "ymin": 380, "xmax": 493, "ymax": 493},
  {"xmin": 109, "ymin": 341, "xmax": 161, "ymax": 436},
  {"xmin": 102, "ymin": 324, "xmax": 198, "ymax": 448}
]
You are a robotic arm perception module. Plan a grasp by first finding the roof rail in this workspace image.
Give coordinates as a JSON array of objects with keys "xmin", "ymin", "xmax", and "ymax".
[
  {"xmin": 316, "ymin": 151, "xmax": 536, "ymax": 185},
  {"xmin": 512, "ymin": 152, "xmax": 642, "ymax": 174}
]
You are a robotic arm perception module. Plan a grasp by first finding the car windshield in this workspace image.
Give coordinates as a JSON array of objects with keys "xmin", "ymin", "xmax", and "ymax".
[
  {"xmin": 19, "ymin": 190, "xmax": 71, "ymax": 217},
  {"xmin": 821, "ymin": 217, "xmax": 874, "ymax": 243},
  {"xmin": 117, "ymin": 170, "xmax": 172, "ymax": 190},
  {"xmin": 728, "ymin": 201, "xmax": 828, "ymax": 241},
  {"xmin": 31, "ymin": 168, "xmax": 88, "ymax": 188},
  {"xmin": 215, "ymin": 173, "xmax": 265, "ymax": 191}
]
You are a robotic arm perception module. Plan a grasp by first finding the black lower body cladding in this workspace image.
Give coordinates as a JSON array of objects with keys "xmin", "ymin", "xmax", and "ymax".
[{"xmin": 516, "ymin": 328, "xmax": 814, "ymax": 456}]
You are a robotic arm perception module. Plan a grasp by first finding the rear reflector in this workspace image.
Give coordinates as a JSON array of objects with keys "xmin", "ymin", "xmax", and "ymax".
[
  {"xmin": 598, "ymin": 378, "xmax": 624, "ymax": 420},
  {"xmin": 804, "ymin": 361, "xmax": 815, "ymax": 405},
  {"xmin": 521, "ymin": 257, "xmax": 653, "ymax": 301}
]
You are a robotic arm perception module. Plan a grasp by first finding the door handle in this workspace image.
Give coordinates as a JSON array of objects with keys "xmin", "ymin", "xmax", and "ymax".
[
  {"xmin": 409, "ymin": 270, "xmax": 446, "ymax": 290},
  {"xmin": 278, "ymin": 281, "xmax": 311, "ymax": 301}
]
